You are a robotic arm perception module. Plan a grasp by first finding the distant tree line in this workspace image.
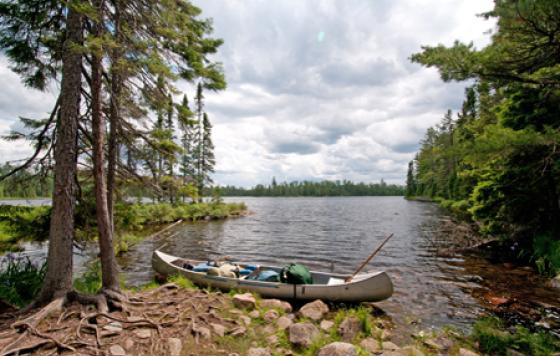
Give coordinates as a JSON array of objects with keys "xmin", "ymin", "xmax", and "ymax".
[
  {"xmin": 220, "ymin": 178, "xmax": 404, "ymax": 197},
  {"xmin": 0, "ymin": 164, "xmax": 52, "ymax": 198}
]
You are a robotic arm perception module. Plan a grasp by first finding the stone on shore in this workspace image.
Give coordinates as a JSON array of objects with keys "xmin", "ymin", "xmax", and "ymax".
[
  {"xmin": 459, "ymin": 348, "xmax": 480, "ymax": 356},
  {"xmin": 263, "ymin": 309, "xmax": 280, "ymax": 323},
  {"xmin": 320, "ymin": 320, "xmax": 335, "ymax": 331},
  {"xmin": 133, "ymin": 328, "xmax": 152, "ymax": 339},
  {"xmin": 211, "ymin": 323, "xmax": 226, "ymax": 337},
  {"xmin": 382, "ymin": 341, "xmax": 400, "ymax": 351},
  {"xmin": 360, "ymin": 337, "xmax": 381, "ymax": 353},
  {"xmin": 233, "ymin": 293, "xmax": 256, "ymax": 309},
  {"xmin": 246, "ymin": 347, "xmax": 271, "ymax": 356},
  {"xmin": 166, "ymin": 338, "xmax": 182, "ymax": 356},
  {"xmin": 316, "ymin": 342, "xmax": 357, "ymax": 356},
  {"xmin": 401, "ymin": 346, "xmax": 425, "ymax": 356},
  {"xmin": 288, "ymin": 322, "xmax": 320, "ymax": 348},
  {"xmin": 299, "ymin": 299, "xmax": 329, "ymax": 321},
  {"xmin": 109, "ymin": 345, "xmax": 126, "ymax": 356},
  {"xmin": 249, "ymin": 310, "xmax": 260, "ymax": 319},
  {"xmin": 338, "ymin": 316, "xmax": 362, "ymax": 341},
  {"xmin": 277, "ymin": 316, "xmax": 293, "ymax": 330},
  {"xmin": 260, "ymin": 299, "xmax": 293, "ymax": 313}
]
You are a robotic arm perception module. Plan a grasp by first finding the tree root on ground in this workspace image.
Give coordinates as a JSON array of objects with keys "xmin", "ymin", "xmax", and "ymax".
[{"xmin": 0, "ymin": 283, "xmax": 239, "ymax": 355}]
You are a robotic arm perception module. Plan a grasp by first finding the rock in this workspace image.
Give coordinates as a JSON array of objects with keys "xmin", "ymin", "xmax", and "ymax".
[
  {"xmin": 249, "ymin": 310, "xmax": 260, "ymax": 318},
  {"xmin": 277, "ymin": 316, "xmax": 293, "ymax": 330},
  {"xmin": 506, "ymin": 349, "xmax": 525, "ymax": 356},
  {"xmin": 423, "ymin": 337, "xmax": 453, "ymax": 351},
  {"xmin": 275, "ymin": 348, "xmax": 294, "ymax": 356},
  {"xmin": 382, "ymin": 341, "xmax": 400, "ymax": 351},
  {"xmin": 263, "ymin": 309, "xmax": 280, "ymax": 323},
  {"xmin": 233, "ymin": 293, "xmax": 257, "ymax": 309},
  {"xmin": 401, "ymin": 346, "xmax": 424, "ymax": 356},
  {"xmin": 381, "ymin": 329, "xmax": 391, "ymax": 340},
  {"xmin": 262, "ymin": 325, "xmax": 276, "ymax": 335},
  {"xmin": 320, "ymin": 320, "xmax": 335, "ymax": 331},
  {"xmin": 133, "ymin": 328, "xmax": 152, "ymax": 339},
  {"xmin": 260, "ymin": 299, "xmax": 293, "ymax": 313},
  {"xmin": 299, "ymin": 299, "xmax": 329, "ymax": 321},
  {"xmin": 229, "ymin": 326, "xmax": 247, "ymax": 337},
  {"xmin": 123, "ymin": 338, "xmax": 134, "ymax": 351},
  {"xmin": 266, "ymin": 334, "xmax": 279, "ymax": 345},
  {"xmin": 166, "ymin": 338, "xmax": 182, "ymax": 356},
  {"xmin": 548, "ymin": 275, "xmax": 560, "ymax": 289},
  {"xmin": 285, "ymin": 313, "xmax": 296, "ymax": 320},
  {"xmin": 103, "ymin": 322, "xmax": 123, "ymax": 333},
  {"xmin": 246, "ymin": 347, "xmax": 271, "ymax": 356},
  {"xmin": 316, "ymin": 342, "xmax": 357, "ymax": 356},
  {"xmin": 193, "ymin": 325, "xmax": 211, "ymax": 339},
  {"xmin": 459, "ymin": 348, "xmax": 479, "ymax": 356},
  {"xmin": 109, "ymin": 345, "xmax": 126, "ymax": 356},
  {"xmin": 338, "ymin": 316, "xmax": 362, "ymax": 342},
  {"xmin": 240, "ymin": 315, "xmax": 252, "ymax": 326},
  {"xmin": 288, "ymin": 322, "xmax": 320, "ymax": 348},
  {"xmin": 211, "ymin": 323, "xmax": 226, "ymax": 337},
  {"xmin": 360, "ymin": 338, "xmax": 381, "ymax": 353}
]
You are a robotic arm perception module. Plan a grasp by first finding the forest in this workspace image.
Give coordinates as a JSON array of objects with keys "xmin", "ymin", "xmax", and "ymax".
[
  {"xmin": 220, "ymin": 179, "xmax": 404, "ymax": 197},
  {"xmin": 407, "ymin": 0, "xmax": 560, "ymax": 274}
]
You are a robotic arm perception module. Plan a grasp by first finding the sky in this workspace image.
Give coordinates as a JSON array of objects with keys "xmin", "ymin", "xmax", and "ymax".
[{"xmin": 0, "ymin": 0, "xmax": 495, "ymax": 187}]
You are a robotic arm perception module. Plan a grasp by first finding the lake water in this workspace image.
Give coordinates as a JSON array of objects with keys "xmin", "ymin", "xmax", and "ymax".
[{"xmin": 4, "ymin": 197, "xmax": 559, "ymax": 336}]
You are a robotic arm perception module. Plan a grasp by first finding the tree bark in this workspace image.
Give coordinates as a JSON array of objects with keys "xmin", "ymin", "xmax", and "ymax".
[
  {"xmin": 92, "ymin": 0, "xmax": 120, "ymax": 292},
  {"xmin": 34, "ymin": 6, "xmax": 83, "ymax": 304},
  {"xmin": 107, "ymin": 0, "xmax": 121, "ymax": 232}
]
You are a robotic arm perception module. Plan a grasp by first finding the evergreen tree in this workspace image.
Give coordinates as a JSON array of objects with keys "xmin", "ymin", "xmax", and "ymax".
[{"xmin": 198, "ymin": 112, "xmax": 215, "ymax": 195}]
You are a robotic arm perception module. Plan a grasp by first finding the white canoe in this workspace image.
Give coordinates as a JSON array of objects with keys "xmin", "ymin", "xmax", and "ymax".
[{"xmin": 151, "ymin": 250, "xmax": 393, "ymax": 302}]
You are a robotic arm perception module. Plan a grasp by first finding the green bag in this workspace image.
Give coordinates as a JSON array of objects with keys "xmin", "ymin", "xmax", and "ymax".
[{"xmin": 280, "ymin": 263, "xmax": 313, "ymax": 284}]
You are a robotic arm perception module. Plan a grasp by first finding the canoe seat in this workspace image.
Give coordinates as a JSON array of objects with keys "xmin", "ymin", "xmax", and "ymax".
[{"xmin": 327, "ymin": 277, "xmax": 344, "ymax": 285}]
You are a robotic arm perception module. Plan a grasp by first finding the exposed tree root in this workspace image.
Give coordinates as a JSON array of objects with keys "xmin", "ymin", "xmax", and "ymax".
[{"xmin": 0, "ymin": 283, "xmax": 244, "ymax": 355}]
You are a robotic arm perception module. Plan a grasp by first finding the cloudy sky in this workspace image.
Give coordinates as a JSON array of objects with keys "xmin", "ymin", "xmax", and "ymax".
[{"xmin": 0, "ymin": 0, "xmax": 495, "ymax": 187}]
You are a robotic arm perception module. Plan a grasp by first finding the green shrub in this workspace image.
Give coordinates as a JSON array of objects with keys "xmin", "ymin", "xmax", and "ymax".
[
  {"xmin": 0, "ymin": 205, "xmax": 51, "ymax": 241},
  {"xmin": 0, "ymin": 255, "xmax": 46, "ymax": 307},
  {"xmin": 532, "ymin": 233, "xmax": 560, "ymax": 276},
  {"xmin": 73, "ymin": 261, "xmax": 102, "ymax": 294}
]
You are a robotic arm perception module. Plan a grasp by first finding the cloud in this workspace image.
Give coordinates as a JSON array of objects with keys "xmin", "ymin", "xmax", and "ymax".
[{"xmin": 0, "ymin": 0, "xmax": 496, "ymax": 186}]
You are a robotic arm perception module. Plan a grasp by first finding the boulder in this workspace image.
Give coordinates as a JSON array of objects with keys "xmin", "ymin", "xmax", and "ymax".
[
  {"xmin": 211, "ymin": 323, "xmax": 226, "ymax": 337},
  {"xmin": 109, "ymin": 345, "xmax": 126, "ymax": 356},
  {"xmin": 288, "ymin": 322, "xmax": 320, "ymax": 348},
  {"xmin": 338, "ymin": 316, "xmax": 362, "ymax": 342},
  {"xmin": 166, "ymin": 338, "xmax": 182, "ymax": 356},
  {"xmin": 246, "ymin": 347, "xmax": 271, "ymax": 356},
  {"xmin": 266, "ymin": 334, "xmax": 279, "ymax": 345},
  {"xmin": 316, "ymin": 342, "xmax": 357, "ymax": 356},
  {"xmin": 277, "ymin": 316, "xmax": 293, "ymax": 330},
  {"xmin": 320, "ymin": 320, "xmax": 335, "ymax": 332},
  {"xmin": 260, "ymin": 299, "xmax": 293, "ymax": 313},
  {"xmin": 263, "ymin": 309, "xmax": 280, "ymax": 323},
  {"xmin": 233, "ymin": 293, "xmax": 256, "ymax": 309},
  {"xmin": 133, "ymin": 328, "xmax": 151, "ymax": 339},
  {"xmin": 299, "ymin": 299, "xmax": 329, "ymax": 321},
  {"xmin": 193, "ymin": 325, "xmax": 211, "ymax": 340},
  {"xmin": 459, "ymin": 348, "xmax": 480, "ymax": 356},
  {"xmin": 360, "ymin": 337, "xmax": 381, "ymax": 353}
]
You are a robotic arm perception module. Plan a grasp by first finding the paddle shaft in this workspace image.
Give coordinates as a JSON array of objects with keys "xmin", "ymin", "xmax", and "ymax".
[{"xmin": 346, "ymin": 233, "xmax": 394, "ymax": 282}]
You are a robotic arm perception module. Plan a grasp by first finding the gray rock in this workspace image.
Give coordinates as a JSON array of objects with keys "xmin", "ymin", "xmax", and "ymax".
[
  {"xmin": 360, "ymin": 337, "xmax": 381, "ymax": 353},
  {"xmin": 109, "ymin": 345, "xmax": 126, "ymax": 356},
  {"xmin": 320, "ymin": 320, "xmax": 335, "ymax": 331},
  {"xmin": 288, "ymin": 322, "xmax": 320, "ymax": 348},
  {"xmin": 277, "ymin": 316, "xmax": 293, "ymax": 330},
  {"xmin": 316, "ymin": 342, "xmax": 357, "ymax": 356},
  {"xmin": 260, "ymin": 299, "xmax": 293, "ymax": 313},
  {"xmin": 246, "ymin": 347, "xmax": 271, "ymax": 356},
  {"xmin": 299, "ymin": 299, "xmax": 329, "ymax": 321},
  {"xmin": 240, "ymin": 315, "xmax": 252, "ymax": 326},
  {"xmin": 263, "ymin": 309, "xmax": 280, "ymax": 323},
  {"xmin": 249, "ymin": 310, "xmax": 260, "ymax": 319},
  {"xmin": 382, "ymin": 341, "xmax": 400, "ymax": 351},
  {"xmin": 459, "ymin": 348, "xmax": 479, "ymax": 356},
  {"xmin": 266, "ymin": 334, "xmax": 279, "ymax": 345},
  {"xmin": 103, "ymin": 322, "xmax": 123, "ymax": 333},
  {"xmin": 193, "ymin": 325, "xmax": 211, "ymax": 339},
  {"xmin": 338, "ymin": 316, "xmax": 362, "ymax": 342},
  {"xmin": 229, "ymin": 326, "xmax": 247, "ymax": 337},
  {"xmin": 401, "ymin": 346, "xmax": 425, "ymax": 356},
  {"xmin": 123, "ymin": 338, "xmax": 134, "ymax": 351},
  {"xmin": 166, "ymin": 338, "xmax": 182, "ymax": 356},
  {"xmin": 133, "ymin": 328, "xmax": 152, "ymax": 339},
  {"xmin": 233, "ymin": 293, "xmax": 257, "ymax": 309},
  {"xmin": 211, "ymin": 323, "xmax": 226, "ymax": 337}
]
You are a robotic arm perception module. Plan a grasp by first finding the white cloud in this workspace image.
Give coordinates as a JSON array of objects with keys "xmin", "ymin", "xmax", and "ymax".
[{"xmin": 0, "ymin": 0, "xmax": 495, "ymax": 186}]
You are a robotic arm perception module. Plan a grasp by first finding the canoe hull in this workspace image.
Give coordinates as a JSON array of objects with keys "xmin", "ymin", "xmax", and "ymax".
[{"xmin": 152, "ymin": 250, "xmax": 393, "ymax": 302}]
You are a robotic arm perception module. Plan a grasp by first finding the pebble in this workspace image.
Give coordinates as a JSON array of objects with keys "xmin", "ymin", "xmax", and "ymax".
[
  {"xmin": 109, "ymin": 345, "xmax": 126, "ymax": 356},
  {"xmin": 133, "ymin": 328, "xmax": 151, "ymax": 339}
]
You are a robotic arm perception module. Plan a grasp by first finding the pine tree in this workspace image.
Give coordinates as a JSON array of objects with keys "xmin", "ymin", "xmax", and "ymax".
[{"xmin": 198, "ymin": 112, "xmax": 215, "ymax": 196}]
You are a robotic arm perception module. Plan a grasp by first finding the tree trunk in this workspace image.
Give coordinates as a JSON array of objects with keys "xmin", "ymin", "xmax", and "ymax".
[
  {"xmin": 34, "ymin": 7, "xmax": 83, "ymax": 304},
  {"xmin": 107, "ymin": 0, "xmax": 121, "ymax": 232},
  {"xmin": 92, "ymin": 0, "xmax": 120, "ymax": 292}
]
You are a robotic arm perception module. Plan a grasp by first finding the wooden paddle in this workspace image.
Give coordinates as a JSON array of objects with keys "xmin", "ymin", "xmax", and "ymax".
[{"xmin": 345, "ymin": 233, "xmax": 394, "ymax": 282}]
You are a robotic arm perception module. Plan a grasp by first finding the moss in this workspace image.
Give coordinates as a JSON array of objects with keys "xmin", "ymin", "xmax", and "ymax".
[{"xmin": 168, "ymin": 274, "xmax": 197, "ymax": 289}]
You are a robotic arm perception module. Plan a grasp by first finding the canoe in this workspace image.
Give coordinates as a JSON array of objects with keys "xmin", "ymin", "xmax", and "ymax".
[{"xmin": 151, "ymin": 250, "xmax": 393, "ymax": 302}]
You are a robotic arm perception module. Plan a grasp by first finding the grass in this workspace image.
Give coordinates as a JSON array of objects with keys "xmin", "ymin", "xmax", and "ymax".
[
  {"xmin": 0, "ymin": 255, "xmax": 45, "ymax": 307},
  {"xmin": 472, "ymin": 317, "xmax": 560, "ymax": 356},
  {"xmin": 168, "ymin": 274, "xmax": 198, "ymax": 289}
]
